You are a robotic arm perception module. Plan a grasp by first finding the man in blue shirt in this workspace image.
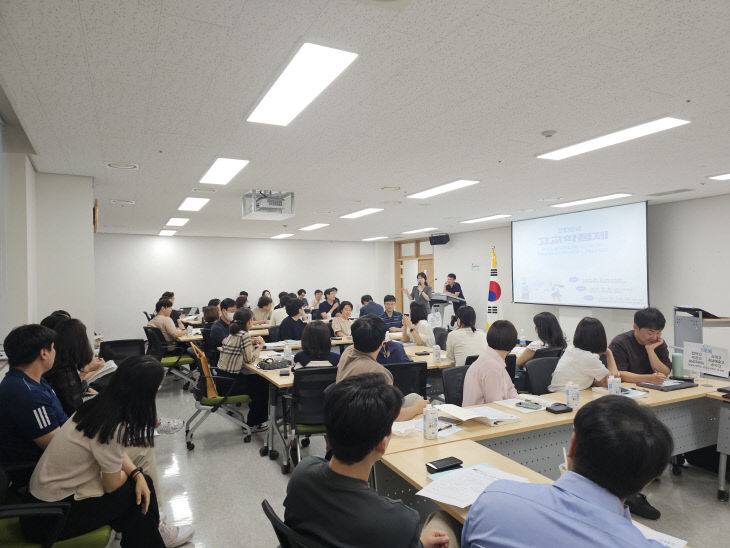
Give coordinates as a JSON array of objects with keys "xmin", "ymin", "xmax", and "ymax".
[
  {"xmin": 318, "ymin": 288, "xmax": 339, "ymax": 319},
  {"xmin": 462, "ymin": 395, "xmax": 673, "ymax": 547},
  {"xmin": 359, "ymin": 295, "xmax": 384, "ymax": 317},
  {"xmin": 0, "ymin": 324, "xmax": 67, "ymax": 480},
  {"xmin": 379, "ymin": 295, "xmax": 403, "ymax": 332},
  {"xmin": 211, "ymin": 297, "xmax": 236, "ymax": 349}
]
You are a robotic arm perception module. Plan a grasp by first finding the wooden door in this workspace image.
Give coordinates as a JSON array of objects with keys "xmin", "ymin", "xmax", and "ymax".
[{"xmin": 418, "ymin": 258, "xmax": 434, "ymax": 287}]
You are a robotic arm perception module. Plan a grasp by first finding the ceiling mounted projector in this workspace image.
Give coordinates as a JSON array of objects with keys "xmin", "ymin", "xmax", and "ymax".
[{"xmin": 242, "ymin": 190, "xmax": 295, "ymax": 220}]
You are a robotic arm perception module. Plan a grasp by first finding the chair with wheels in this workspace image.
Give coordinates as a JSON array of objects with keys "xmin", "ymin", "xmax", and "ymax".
[
  {"xmin": 383, "ymin": 361, "xmax": 427, "ymax": 398},
  {"xmin": 434, "ymin": 327, "xmax": 448, "ymax": 351},
  {"xmin": 0, "ymin": 463, "xmax": 112, "ymax": 548},
  {"xmin": 524, "ymin": 357, "xmax": 560, "ymax": 395},
  {"xmin": 505, "ymin": 353, "xmax": 517, "ymax": 381},
  {"xmin": 464, "ymin": 354, "xmax": 479, "ymax": 366},
  {"xmin": 200, "ymin": 328, "xmax": 219, "ymax": 367},
  {"xmin": 441, "ymin": 364, "xmax": 472, "ymax": 405},
  {"xmin": 184, "ymin": 343, "xmax": 252, "ymax": 450},
  {"xmin": 281, "ymin": 367, "xmax": 337, "ymax": 474},
  {"xmin": 261, "ymin": 499, "xmax": 328, "ymax": 548},
  {"xmin": 143, "ymin": 326, "xmax": 197, "ymax": 387},
  {"xmin": 143, "ymin": 311, "xmax": 153, "ymax": 321},
  {"xmin": 533, "ymin": 347, "xmax": 565, "ymax": 360},
  {"xmin": 268, "ymin": 325, "xmax": 281, "ymax": 343}
]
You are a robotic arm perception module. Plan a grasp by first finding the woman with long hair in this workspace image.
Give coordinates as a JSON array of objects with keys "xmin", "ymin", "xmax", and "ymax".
[
  {"xmin": 516, "ymin": 311, "xmax": 568, "ymax": 366},
  {"xmin": 402, "ymin": 301, "xmax": 435, "ymax": 347},
  {"xmin": 445, "ymin": 306, "xmax": 487, "ymax": 367}
]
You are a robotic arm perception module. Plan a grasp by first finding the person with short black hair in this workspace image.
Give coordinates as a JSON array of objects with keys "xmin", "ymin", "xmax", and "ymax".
[
  {"xmin": 262, "ymin": 289, "xmax": 271, "ymax": 298},
  {"xmin": 271, "ymin": 294, "xmax": 291, "ymax": 327},
  {"xmin": 207, "ymin": 298, "xmax": 221, "ymax": 313},
  {"xmin": 463, "ymin": 320, "xmax": 518, "ymax": 405},
  {"xmin": 462, "ymin": 396, "xmax": 672, "ymax": 547},
  {"xmin": 40, "ymin": 310, "xmax": 72, "ymax": 331},
  {"xmin": 293, "ymin": 321, "xmax": 340, "ymax": 368},
  {"xmin": 402, "ymin": 302, "xmax": 435, "ymax": 346},
  {"xmin": 444, "ymin": 273, "xmax": 465, "ymax": 312},
  {"xmin": 310, "ymin": 289, "xmax": 324, "ymax": 313},
  {"xmin": 609, "ymin": 307, "xmax": 671, "ymax": 384},
  {"xmin": 359, "ymin": 294, "xmax": 384, "ymax": 317},
  {"xmin": 235, "ymin": 295, "xmax": 249, "ymax": 309},
  {"xmin": 252, "ymin": 295, "xmax": 273, "ymax": 325},
  {"xmin": 296, "ymin": 289, "xmax": 308, "ymax": 307},
  {"xmin": 336, "ymin": 315, "xmax": 427, "ymax": 421},
  {"xmin": 549, "ymin": 317, "xmax": 619, "ymax": 393},
  {"xmin": 201, "ymin": 305, "xmax": 220, "ymax": 328},
  {"xmin": 402, "ymin": 272, "xmax": 433, "ymax": 311},
  {"xmin": 446, "ymin": 306, "xmax": 487, "ymax": 367},
  {"xmin": 379, "ymin": 294, "xmax": 403, "ymax": 332},
  {"xmin": 279, "ymin": 298, "xmax": 306, "ymax": 340},
  {"xmin": 331, "ymin": 301, "xmax": 354, "ymax": 337},
  {"xmin": 239, "ymin": 290, "xmax": 248, "ymax": 297},
  {"xmin": 160, "ymin": 291, "xmax": 184, "ymax": 328},
  {"xmin": 284, "ymin": 374, "xmax": 458, "ymax": 548},
  {"xmin": 210, "ymin": 298, "xmax": 237, "ymax": 349},
  {"xmin": 147, "ymin": 299, "xmax": 186, "ymax": 342},
  {"xmin": 318, "ymin": 288, "xmax": 339, "ymax": 319},
  {"xmin": 516, "ymin": 311, "xmax": 567, "ymax": 367}
]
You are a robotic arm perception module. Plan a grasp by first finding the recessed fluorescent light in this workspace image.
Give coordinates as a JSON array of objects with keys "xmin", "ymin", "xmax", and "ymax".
[
  {"xmin": 247, "ymin": 43, "xmax": 358, "ymax": 126},
  {"xmin": 460, "ymin": 214, "xmax": 512, "ymax": 224},
  {"xmin": 340, "ymin": 208, "xmax": 384, "ymax": 219},
  {"xmin": 166, "ymin": 217, "xmax": 189, "ymax": 227},
  {"xmin": 538, "ymin": 117, "xmax": 690, "ymax": 160},
  {"xmin": 362, "ymin": 236, "xmax": 388, "ymax": 241},
  {"xmin": 407, "ymin": 179, "xmax": 480, "ymax": 199},
  {"xmin": 708, "ymin": 173, "xmax": 730, "ymax": 181},
  {"xmin": 159, "ymin": 230, "xmax": 176, "ymax": 236},
  {"xmin": 299, "ymin": 223, "xmax": 330, "ymax": 231},
  {"xmin": 402, "ymin": 227, "xmax": 438, "ymax": 234},
  {"xmin": 200, "ymin": 158, "xmax": 249, "ymax": 185},
  {"xmin": 271, "ymin": 233, "xmax": 294, "ymax": 239},
  {"xmin": 551, "ymin": 194, "xmax": 632, "ymax": 208},
  {"xmin": 177, "ymin": 197, "xmax": 210, "ymax": 211}
]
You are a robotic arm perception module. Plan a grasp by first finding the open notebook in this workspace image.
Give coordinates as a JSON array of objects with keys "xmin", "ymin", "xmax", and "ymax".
[{"xmin": 436, "ymin": 404, "xmax": 520, "ymax": 426}]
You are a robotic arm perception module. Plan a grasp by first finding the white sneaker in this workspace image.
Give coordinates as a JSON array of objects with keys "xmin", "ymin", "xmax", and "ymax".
[
  {"xmin": 159, "ymin": 522, "xmax": 194, "ymax": 547},
  {"xmin": 157, "ymin": 417, "xmax": 184, "ymax": 435}
]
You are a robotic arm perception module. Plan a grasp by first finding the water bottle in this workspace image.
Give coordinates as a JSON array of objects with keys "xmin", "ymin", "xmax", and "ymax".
[
  {"xmin": 187, "ymin": 325, "xmax": 193, "ymax": 336},
  {"xmin": 432, "ymin": 345, "xmax": 441, "ymax": 364},
  {"xmin": 566, "ymin": 382, "xmax": 579, "ymax": 409},
  {"xmin": 613, "ymin": 375, "xmax": 622, "ymax": 395},
  {"xmin": 519, "ymin": 329, "xmax": 526, "ymax": 347},
  {"xmin": 423, "ymin": 405, "xmax": 438, "ymax": 440},
  {"xmin": 283, "ymin": 345, "xmax": 293, "ymax": 361},
  {"xmin": 607, "ymin": 375, "xmax": 615, "ymax": 394}
]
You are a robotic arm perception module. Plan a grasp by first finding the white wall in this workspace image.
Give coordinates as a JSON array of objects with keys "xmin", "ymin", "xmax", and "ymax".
[
  {"xmin": 35, "ymin": 173, "xmax": 95, "ymax": 334},
  {"xmin": 434, "ymin": 194, "xmax": 730, "ymax": 347},
  {"xmin": 94, "ymin": 234, "xmax": 393, "ymax": 339}
]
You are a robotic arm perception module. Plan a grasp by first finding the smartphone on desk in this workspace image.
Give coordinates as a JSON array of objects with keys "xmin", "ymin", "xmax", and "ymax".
[
  {"xmin": 415, "ymin": 351, "xmax": 430, "ymax": 356},
  {"xmin": 516, "ymin": 400, "xmax": 542, "ymax": 410},
  {"xmin": 426, "ymin": 456, "xmax": 463, "ymax": 473},
  {"xmin": 717, "ymin": 387, "xmax": 730, "ymax": 393}
]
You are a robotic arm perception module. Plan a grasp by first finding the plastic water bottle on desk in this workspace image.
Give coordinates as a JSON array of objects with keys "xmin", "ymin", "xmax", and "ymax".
[
  {"xmin": 187, "ymin": 325, "xmax": 193, "ymax": 336},
  {"xmin": 432, "ymin": 345, "xmax": 441, "ymax": 364},
  {"xmin": 283, "ymin": 345, "xmax": 293, "ymax": 361},
  {"xmin": 613, "ymin": 375, "xmax": 622, "ymax": 395},
  {"xmin": 423, "ymin": 404, "xmax": 438, "ymax": 440},
  {"xmin": 519, "ymin": 329, "xmax": 526, "ymax": 347},
  {"xmin": 566, "ymin": 382, "xmax": 580, "ymax": 409},
  {"xmin": 607, "ymin": 375, "xmax": 615, "ymax": 394}
]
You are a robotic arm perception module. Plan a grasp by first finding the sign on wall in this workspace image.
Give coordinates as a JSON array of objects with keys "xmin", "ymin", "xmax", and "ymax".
[{"xmin": 684, "ymin": 342, "xmax": 729, "ymax": 377}]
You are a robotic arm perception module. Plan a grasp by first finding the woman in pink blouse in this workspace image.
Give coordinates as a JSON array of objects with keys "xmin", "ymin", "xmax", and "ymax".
[{"xmin": 462, "ymin": 320, "xmax": 519, "ymax": 406}]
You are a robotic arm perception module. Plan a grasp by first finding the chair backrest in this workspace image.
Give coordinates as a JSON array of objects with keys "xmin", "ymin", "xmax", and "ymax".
[
  {"xmin": 261, "ymin": 499, "xmax": 328, "ymax": 548},
  {"xmin": 383, "ymin": 361, "xmax": 427, "ymax": 398},
  {"xmin": 504, "ymin": 353, "xmax": 517, "ymax": 381},
  {"xmin": 268, "ymin": 325, "xmax": 281, "ymax": 342},
  {"xmin": 464, "ymin": 354, "xmax": 479, "ymax": 366},
  {"xmin": 143, "ymin": 326, "xmax": 166, "ymax": 359},
  {"xmin": 189, "ymin": 343, "xmax": 218, "ymax": 399},
  {"xmin": 441, "ymin": 364, "xmax": 471, "ymax": 405},
  {"xmin": 200, "ymin": 328, "xmax": 219, "ymax": 366},
  {"xmin": 434, "ymin": 327, "xmax": 448, "ymax": 350},
  {"xmin": 143, "ymin": 311, "xmax": 153, "ymax": 321},
  {"xmin": 524, "ymin": 357, "xmax": 560, "ymax": 395},
  {"xmin": 292, "ymin": 367, "xmax": 338, "ymax": 425},
  {"xmin": 533, "ymin": 347, "xmax": 565, "ymax": 360},
  {"xmin": 98, "ymin": 339, "xmax": 145, "ymax": 362}
]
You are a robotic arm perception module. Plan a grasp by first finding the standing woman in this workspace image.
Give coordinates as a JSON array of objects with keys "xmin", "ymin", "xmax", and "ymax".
[
  {"xmin": 23, "ymin": 356, "xmax": 167, "ymax": 547},
  {"xmin": 402, "ymin": 272, "xmax": 433, "ymax": 311},
  {"xmin": 516, "ymin": 311, "xmax": 568, "ymax": 367}
]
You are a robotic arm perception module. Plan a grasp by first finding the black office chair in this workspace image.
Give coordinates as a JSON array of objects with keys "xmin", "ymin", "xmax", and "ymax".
[
  {"xmin": 505, "ymin": 353, "xmax": 517, "ymax": 381},
  {"xmin": 524, "ymin": 357, "xmax": 560, "ymax": 395},
  {"xmin": 143, "ymin": 311, "xmax": 153, "ymax": 321},
  {"xmin": 433, "ymin": 327, "xmax": 448, "ymax": 351},
  {"xmin": 464, "ymin": 354, "xmax": 479, "ymax": 366},
  {"xmin": 441, "ymin": 364, "xmax": 471, "ymax": 405},
  {"xmin": 384, "ymin": 361, "xmax": 427, "ymax": 398},
  {"xmin": 143, "ymin": 326, "xmax": 196, "ymax": 386},
  {"xmin": 268, "ymin": 325, "xmax": 281, "ymax": 343},
  {"xmin": 98, "ymin": 339, "xmax": 145, "ymax": 362},
  {"xmin": 261, "ymin": 500, "xmax": 328, "ymax": 548},
  {"xmin": 533, "ymin": 347, "xmax": 565, "ymax": 360},
  {"xmin": 200, "ymin": 328, "xmax": 219, "ymax": 366}
]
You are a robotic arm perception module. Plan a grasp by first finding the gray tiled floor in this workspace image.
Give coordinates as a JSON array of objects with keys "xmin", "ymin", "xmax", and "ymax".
[{"xmin": 154, "ymin": 375, "xmax": 730, "ymax": 547}]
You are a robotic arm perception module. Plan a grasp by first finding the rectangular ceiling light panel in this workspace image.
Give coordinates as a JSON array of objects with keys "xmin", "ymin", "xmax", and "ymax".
[
  {"xmin": 178, "ymin": 197, "xmax": 210, "ymax": 211},
  {"xmin": 460, "ymin": 214, "xmax": 511, "ymax": 224},
  {"xmin": 362, "ymin": 236, "xmax": 388, "ymax": 241},
  {"xmin": 402, "ymin": 227, "xmax": 438, "ymax": 234},
  {"xmin": 247, "ymin": 43, "xmax": 358, "ymax": 126},
  {"xmin": 407, "ymin": 179, "xmax": 479, "ymax": 199},
  {"xmin": 299, "ymin": 223, "xmax": 329, "ymax": 231},
  {"xmin": 166, "ymin": 217, "xmax": 189, "ymax": 226},
  {"xmin": 271, "ymin": 233, "xmax": 294, "ymax": 239},
  {"xmin": 340, "ymin": 208, "xmax": 384, "ymax": 219},
  {"xmin": 159, "ymin": 230, "xmax": 176, "ymax": 236},
  {"xmin": 708, "ymin": 173, "xmax": 730, "ymax": 181},
  {"xmin": 200, "ymin": 158, "xmax": 249, "ymax": 185},
  {"xmin": 551, "ymin": 194, "xmax": 631, "ymax": 208}
]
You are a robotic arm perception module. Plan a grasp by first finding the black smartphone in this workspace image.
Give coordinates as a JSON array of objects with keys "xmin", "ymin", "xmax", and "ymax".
[
  {"xmin": 670, "ymin": 376, "xmax": 694, "ymax": 383},
  {"xmin": 426, "ymin": 456, "xmax": 463, "ymax": 473},
  {"xmin": 546, "ymin": 403, "xmax": 572, "ymax": 414},
  {"xmin": 415, "ymin": 351, "xmax": 430, "ymax": 356},
  {"xmin": 723, "ymin": 393, "xmax": 730, "ymax": 399},
  {"xmin": 717, "ymin": 387, "xmax": 730, "ymax": 393},
  {"xmin": 279, "ymin": 369, "xmax": 290, "ymax": 376}
]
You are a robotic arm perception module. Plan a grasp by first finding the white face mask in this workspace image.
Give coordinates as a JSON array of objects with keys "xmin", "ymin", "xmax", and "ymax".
[{"xmin": 226, "ymin": 312, "xmax": 235, "ymax": 321}]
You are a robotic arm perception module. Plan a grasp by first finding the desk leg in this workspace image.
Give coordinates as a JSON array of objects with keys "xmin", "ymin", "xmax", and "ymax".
[
  {"xmin": 259, "ymin": 384, "xmax": 278, "ymax": 459},
  {"xmin": 718, "ymin": 405, "xmax": 730, "ymax": 501},
  {"xmin": 718, "ymin": 452, "xmax": 728, "ymax": 501}
]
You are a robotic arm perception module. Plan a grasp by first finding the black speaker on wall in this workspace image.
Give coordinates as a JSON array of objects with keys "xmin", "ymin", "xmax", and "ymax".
[{"xmin": 429, "ymin": 233, "xmax": 450, "ymax": 246}]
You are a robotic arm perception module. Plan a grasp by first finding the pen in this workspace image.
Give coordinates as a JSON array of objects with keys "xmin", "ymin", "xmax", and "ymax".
[{"xmin": 438, "ymin": 424, "xmax": 453, "ymax": 432}]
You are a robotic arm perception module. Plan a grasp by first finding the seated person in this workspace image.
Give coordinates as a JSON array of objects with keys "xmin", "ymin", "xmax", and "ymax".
[
  {"xmin": 271, "ymin": 294, "xmax": 291, "ymax": 327},
  {"xmin": 147, "ymin": 299, "xmax": 186, "ymax": 342},
  {"xmin": 297, "ymin": 288, "xmax": 309, "ymax": 308},
  {"xmin": 238, "ymin": 291, "xmax": 250, "ymax": 307},
  {"xmin": 549, "ymin": 317, "xmax": 619, "ymax": 392},
  {"xmin": 293, "ymin": 321, "xmax": 341, "ymax": 369},
  {"xmin": 331, "ymin": 301, "xmax": 354, "ymax": 337},
  {"xmin": 201, "ymin": 305, "xmax": 220, "ymax": 329},
  {"xmin": 376, "ymin": 340, "xmax": 412, "ymax": 365},
  {"xmin": 336, "ymin": 315, "xmax": 427, "ymax": 421},
  {"xmin": 446, "ymin": 306, "xmax": 487, "ymax": 367},
  {"xmin": 318, "ymin": 288, "xmax": 340, "ymax": 319},
  {"xmin": 359, "ymin": 294, "xmax": 384, "ymax": 317},
  {"xmin": 210, "ymin": 298, "xmax": 237, "ymax": 349},
  {"xmin": 22, "ymin": 357, "xmax": 171, "ymax": 547},
  {"xmin": 216, "ymin": 308, "xmax": 270, "ymax": 431},
  {"xmin": 309, "ymin": 289, "xmax": 324, "ymax": 313},
  {"xmin": 462, "ymin": 396, "xmax": 673, "ymax": 547},
  {"xmin": 463, "ymin": 320, "xmax": 519, "ymax": 405},
  {"xmin": 279, "ymin": 298, "xmax": 306, "ymax": 340},
  {"xmin": 262, "ymin": 289, "xmax": 272, "ymax": 298},
  {"xmin": 402, "ymin": 302, "xmax": 435, "ymax": 347},
  {"xmin": 235, "ymin": 295, "xmax": 248, "ymax": 310},
  {"xmin": 252, "ymin": 295, "xmax": 273, "ymax": 325},
  {"xmin": 274, "ymin": 291, "xmax": 289, "ymax": 310},
  {"xmin": 39, "ymin": 309, "xmax": 71, "ymax": 330},
  {"xmin": 379, "ymin": 294, "xmax": 403, "ymax": 332},
  {"xmin": 284, "ymin": 373, "xmax": 459, "ymax": 548},
  {"xmin": 515, "ymin": 311, "xmax": 567, "ymax": 367},
  {"xmin": 609, "ymin": 307, "xmax": 671, "ymax": 385},
  {"xmin": 43, "ymin": 318, "xmax": 103, "ymax": 415},
  {"xmin": 160, "ymin": 291, "xmax": 184, "ymax": 328}
]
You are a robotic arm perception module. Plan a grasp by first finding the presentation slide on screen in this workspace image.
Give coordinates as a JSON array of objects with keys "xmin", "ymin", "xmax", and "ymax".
[{"xmin": 512, "ymin": 202, "xmax": 648, "ymax": 309}]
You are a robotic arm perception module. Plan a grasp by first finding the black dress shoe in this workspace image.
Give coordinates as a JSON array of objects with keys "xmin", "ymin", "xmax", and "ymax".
[{"xmin": 625, "ymin": 493, "xmax": 661, "ymax": 520}]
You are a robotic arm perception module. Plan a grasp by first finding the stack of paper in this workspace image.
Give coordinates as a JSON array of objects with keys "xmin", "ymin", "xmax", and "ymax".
[
  {"xmin": 637, "ymin": 526, "xmax": 687, "ymax": 547},
  {"xmin": 416, "ymin": 464, "xmax": 528, "ymax": 507},
  {"xmin": 591, "ymin": 387, "xmax": 648, "ymax": 398},
  {"xmin": 391, "ymin": 418, "xmax": 463, "ymax": 438},
  {"xmin": 437, "ymin": 404, "xmax": 520, "ymax": 426},
  {"xmin": 494, "ymin": 394, "xmax": 555, "ymax": 413},
  {"xmin": 87, "ymin": 360, "xmax": 117, "ymax": 384}
]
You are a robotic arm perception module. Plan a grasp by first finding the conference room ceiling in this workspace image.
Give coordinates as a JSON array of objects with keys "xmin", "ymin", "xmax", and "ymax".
[{"xmin": 0, "ymin": 1, "xmax": 728, "ymax": 241}]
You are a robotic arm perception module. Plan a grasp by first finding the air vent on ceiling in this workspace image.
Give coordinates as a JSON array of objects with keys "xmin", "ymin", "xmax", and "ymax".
[
  {"xmin": 242, "ymin": 190, "xmax": 295, "ymax": 220},
  {"xmin": 358, "ymin": 0, "xmax": 411, "ymax": 10},
  {"xmin": 105, "ymin": 162, "xmax": 138, "ymax": 170},
  {"xmin": 192, "ymin": 187, "xmax": 217, "ymax": 194},
  {"xmin": 647, "ymin": 189, "xmax": 693, "ymax": 197}
]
